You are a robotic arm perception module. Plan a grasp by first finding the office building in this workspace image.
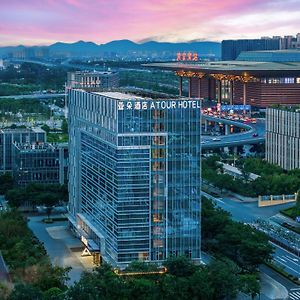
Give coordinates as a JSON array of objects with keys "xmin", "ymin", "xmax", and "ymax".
[
  {"xmin": 0, "ymin": 128, "xmax": 46, "ymax": 173},
  {"xmin": 221, "ymin": 33, "xmax": 300, "ymax": 60},
  {"xmin": 13, "ymin": 142, "xmax": 68, "ymax": 186},
  {"xmin": 266, "ymin": 107, "xmax": 300, "ymax": 170},
  {"xmin": 221, "ymin": 38, "xmax": 280, "ymax": 60},
  {"xmin": 68, "ymin": 90, "xmax": 201, "ymax": 267},
  {"xmin": 67, "ymin": 71, "xmax": 119, "ymax": 91}
]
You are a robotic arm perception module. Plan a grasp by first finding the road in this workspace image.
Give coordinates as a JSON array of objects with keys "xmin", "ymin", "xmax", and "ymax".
[
  {"xmin": 202, "ymin": 191, "xmax": 300, "ymax": 283},
  {"xmin": 202, "ymin": 191, "xmax": 294, "ymax": 223},
  {"xmin": 0, "ymin": 93, "xmax": 66, "ymax": 100},
  {"xmin": 201, "ymin": 116, "xmax": 265, "ymax": 149},
  {"xmin": 272, "ymin": 243, "xmax": 300, "ymax": 278}
]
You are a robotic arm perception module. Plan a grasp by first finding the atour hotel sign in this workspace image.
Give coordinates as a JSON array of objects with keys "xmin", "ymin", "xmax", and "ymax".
[{"xmin": 118, "ymin": 100, "xmax": 201, "ymax": 111}]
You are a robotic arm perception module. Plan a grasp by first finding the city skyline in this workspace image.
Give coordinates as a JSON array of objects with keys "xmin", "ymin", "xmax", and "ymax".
[{"xmin": 1, "ymin": 0, "xmax": 299, "ymax": 46}]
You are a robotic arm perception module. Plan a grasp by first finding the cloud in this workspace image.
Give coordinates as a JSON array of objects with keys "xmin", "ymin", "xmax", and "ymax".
[{"xmin": 0, "ymin": 0, "xmax": 298, "ymax": 46}]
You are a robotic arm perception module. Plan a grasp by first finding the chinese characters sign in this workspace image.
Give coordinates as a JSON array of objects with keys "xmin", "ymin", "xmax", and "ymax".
[
  {"xmin": 118, "ymin": 100, "xmax": 201, "ymax": 111},
  {"xmin": 177, "ymin": 52, "xmax": 198, "ymax": 61}
]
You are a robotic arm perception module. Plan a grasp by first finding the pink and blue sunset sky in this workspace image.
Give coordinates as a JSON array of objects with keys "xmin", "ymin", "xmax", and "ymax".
[{"xmin": 0, "ymin": 0, "xmax": 299, "ymax": 46}]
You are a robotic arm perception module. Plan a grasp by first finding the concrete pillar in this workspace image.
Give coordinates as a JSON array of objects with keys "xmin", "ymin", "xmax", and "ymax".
[
  {"xmin": 225, "ymin": 124, "xmax": 229, "ymax": 135},
  {"xmin": 217, "ymin": 80, "xmax": 222, "ymax": 103},
  {"xmin": 230, "ymin": 81, "xmax": 234, "ymax": 105},
  {"xmin": 233, "ymin": 146, "xmax": 238, "ymax": 155},
  {"xmin": 179, "ymin": 76, "xmax": 183, "ymax": 96},
  {"xmin": 188, "ymin": 77, "xmax": 192, "ymax": 98},
  {"xmin": 243, "ymin": 81, "xmax": 247, "ymax": 114},
  {"xmin": 204, "ymin": 120, "xmax": 208, "ymax": 132},
  {"xmin": 198, "ymin": 77, "xmax": 201, "ymax": 98},
  {"xmin": 243, "ymin": 144, "xmax": 251, "ymax": 156},
  {"xmin": 224, "ymin": 147, "xmax": 229, "ymax": 154}
]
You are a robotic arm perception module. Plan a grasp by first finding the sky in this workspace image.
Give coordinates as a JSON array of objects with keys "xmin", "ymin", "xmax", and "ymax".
[{"xmin": 0, "ymin": 0, "xmax": 299, "ymax": 46}]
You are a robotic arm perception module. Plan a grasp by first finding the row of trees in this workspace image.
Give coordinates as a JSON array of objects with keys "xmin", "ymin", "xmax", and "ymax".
[
  {"xmin": 1, "ymin": 197, "xmax": 272, "ymax": 299},
  {"xmin": 0, "ymin": 210, "xmax": 70, "ymax": 299},
  {"xmin": 0, "ymin": 98, "xmax": 50, "ymax": 115},
  {"xmin": 202, "ymin": 197, "xmax": 273, "ymax": 272},
  {"xmin": 202, "ymin": 155, "xmax": 300, "ymax": 197},
  {"xmin": 5, "ymin": 183, "xmax": 68, "ymax": 218},
  {"xmin": 0, "ymin": 63, "xmax": 67, "ymax": 91},
  {"xmin": 5, "ymin": 257, "xmax": 260, "ymax": 300}
]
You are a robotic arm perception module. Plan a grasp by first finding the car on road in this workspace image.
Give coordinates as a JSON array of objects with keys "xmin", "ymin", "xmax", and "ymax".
[
  {"xmin": 212, "ymin": 138, "xmax": 221, "ymax": 141},
  {"xmin": 252, "ymin": 133, "xmax": 258, "ymax": 137}
]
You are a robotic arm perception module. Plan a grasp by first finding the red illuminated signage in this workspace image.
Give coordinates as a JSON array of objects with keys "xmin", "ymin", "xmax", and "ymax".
[{"xmin": 176, "ymin": 52, "xmax": 199, "ymax": 61}]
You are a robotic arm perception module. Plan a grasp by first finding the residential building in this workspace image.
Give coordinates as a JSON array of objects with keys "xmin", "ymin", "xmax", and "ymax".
[
  {"xmin": 68, "ymin": 90, "xmax": 201, "ymax": 267},
  {"xmin": 266, "ymin": 107, "xmax": 300, "ymax": 170}
]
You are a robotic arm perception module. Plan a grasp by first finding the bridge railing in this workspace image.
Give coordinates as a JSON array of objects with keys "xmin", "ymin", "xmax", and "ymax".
[{"xmin": 258, "ymin": 193, "xmax": 297, "ymax": 207}]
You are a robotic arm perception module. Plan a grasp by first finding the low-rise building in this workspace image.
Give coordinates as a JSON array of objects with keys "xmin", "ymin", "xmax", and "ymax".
[
  {"xmin": 218, "ymin": 162, "xmax": 260, "ymax": 181},
  {"xmin": 67, "ymin": 70, "xmax": 119, "ymax": 91},
  {"xmin": 0, "ymin": 128, "xmax": 46, "ymax": 173},
  {"xmin": 13, "ymin": 142, "xmax": 68, "ymax": 186}
]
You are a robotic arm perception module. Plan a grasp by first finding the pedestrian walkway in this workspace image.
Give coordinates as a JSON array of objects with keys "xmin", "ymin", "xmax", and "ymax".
[
  {"xmin": 260, "ymin": 272, "xmax": 289, "ymax": 300},
  {"xmin": 290, "ymin": 288, "xmax": 300, "ymax": 300},
  {"xmin": 28, "ymin": 215, "xmax": 93, "ymax": 285}
]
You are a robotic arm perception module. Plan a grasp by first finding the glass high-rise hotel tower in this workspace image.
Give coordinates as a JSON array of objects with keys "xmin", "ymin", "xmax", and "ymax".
[{"xmin": 68, "ymin": 90, "xmax": 201, "ymax": 267}]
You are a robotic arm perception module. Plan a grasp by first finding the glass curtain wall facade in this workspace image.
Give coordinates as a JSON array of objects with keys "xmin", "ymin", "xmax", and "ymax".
[
  {"xmin": 0, "ymin": 128, "xmax": 46, "ymax": 172},
  {"xmin": 68, "ymin": 90, "xmax": 201, "ymax": 267}
]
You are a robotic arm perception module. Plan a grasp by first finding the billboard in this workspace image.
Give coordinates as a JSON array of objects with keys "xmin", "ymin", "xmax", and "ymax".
[{"xmin": 220, "ymin": 105, "xmax": 251, "ymax": 112}]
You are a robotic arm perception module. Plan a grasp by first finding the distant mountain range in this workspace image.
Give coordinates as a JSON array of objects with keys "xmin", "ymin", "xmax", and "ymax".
[{"xmin": 0, "ymin": 40, "xmax": 221, "ymax": 58}]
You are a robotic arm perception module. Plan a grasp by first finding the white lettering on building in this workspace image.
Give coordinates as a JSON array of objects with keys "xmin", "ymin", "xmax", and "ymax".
[{"xmin": 117, "ymin": 100, "xmax": 201, "ymax": 111}]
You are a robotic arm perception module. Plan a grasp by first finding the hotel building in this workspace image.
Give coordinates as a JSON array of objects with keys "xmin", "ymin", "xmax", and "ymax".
[{"xmin": 68, "ymin": 90, "xmax": 201, "ymax": 267}]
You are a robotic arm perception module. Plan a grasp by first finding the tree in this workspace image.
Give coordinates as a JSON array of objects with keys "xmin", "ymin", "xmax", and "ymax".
[
  {"xmin": 43, "ymin": 287, "xmax": 64, "ymax": 300},
  {"xmin": 202, "ymin": 197, "xmax": 231, "ymax": 241},
  {"xmin": 61, "ymin": 118, "xmax": 68, "ymax": 134},
  {"xmin": 0, "ymin": 173, "xmax": 14, "ymax": 195},
  {"xmin": 35, "ymin": 193, "xmax": 59, "ymax": 220},
  {"xmin": 164, "ymin": 256, "xmax": 196, "ymax": 277},
  {"xmin": 5, "ymin": 188, "xmax": 27, "ymax": 208},
  {"xmin": 127, "ymin": 278, "xmax": 159, "ymax": 300},
  {"xmin": 296, "ymin": 189, "xmax": 300, "ymax": 210},
  {"xmin": 125, "ymin": 260, "xmax": 159, "ymax": 272},
  {"xmin": 208, "ymin": 259, "xmax": 241, "ymax": 300},
  {"xmin": 8, "ymin": 284, "xmax": 43, "ymax": 300},
  {"xmin": 0, "ymin": 281, "xmax": 11, "ymax": 300},
  {"xmin": 214, "ymin": 222, "xmax": 274, "ymax": 272},
  {"xmin": 33, "ymin": 264, "xmax": 70, "ymax": 292},
  {"xmin": 41, "ymin": 124, "xmax": 50, "ymax": 134},
  {"xmin": 188, "ymin": 268, "xmax": 215, "ymax": 300},
  {"xmin": 239, "ymin": 274, "xmax": 260, "ymax": 299}
]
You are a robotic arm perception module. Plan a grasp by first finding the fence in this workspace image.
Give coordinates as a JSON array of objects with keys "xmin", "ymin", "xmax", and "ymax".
[{"xmin": 258, "ymin": 193, "xmax": 297, "ymax": 207}]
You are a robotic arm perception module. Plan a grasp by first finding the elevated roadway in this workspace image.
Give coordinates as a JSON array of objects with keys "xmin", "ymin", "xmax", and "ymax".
[{"xmin": 201, "ymin": 115, "xmax": 265, "ymax": 149}]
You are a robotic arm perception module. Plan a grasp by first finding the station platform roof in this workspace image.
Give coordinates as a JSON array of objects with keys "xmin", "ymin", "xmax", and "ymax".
[{"xmin": 145, "ymin": 61, "xmax": 300, "ymax": 77}]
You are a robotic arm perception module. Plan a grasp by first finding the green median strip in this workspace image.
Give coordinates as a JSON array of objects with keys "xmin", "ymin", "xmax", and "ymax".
[{"xmin": 265, "ymin": 261, "xmax": 300, "ymax": 285}]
